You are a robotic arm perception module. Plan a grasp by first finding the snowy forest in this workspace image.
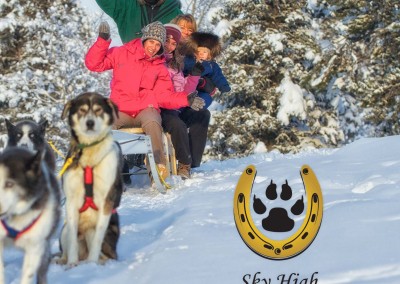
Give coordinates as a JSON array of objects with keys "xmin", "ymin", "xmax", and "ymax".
[{"xmin": 0, "ymin": 0, "xmax": 399, "ymax": 159}]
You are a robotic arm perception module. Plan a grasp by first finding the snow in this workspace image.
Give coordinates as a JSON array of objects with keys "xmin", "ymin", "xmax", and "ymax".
[
  {"xmin": 0, "ymin": 17, "xmax": 15, "ymax": 34},
  {"xmin": 277, "ymin": 75, "xmax": 307, "ymax": 125},
  {"xmin": 1, "ymin": 0, "xmax": 400, "ymax": 282},
  {"xmin": 307, "ymin": 0, "xmax": 322, "ymax": 11},
  {"xmin": 253, "ymin": 141, "xmax": 268, "ymax": 153},
  {"xmin": 266, "ymin": 33, "xmax": 286, "ymax": 52},
  {"xmin": 3, "ymin": 135, "xmax": 400, "ymax": 283}
]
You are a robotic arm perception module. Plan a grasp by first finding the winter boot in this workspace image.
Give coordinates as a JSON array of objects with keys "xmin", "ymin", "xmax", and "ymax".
[
  {"xmin": 157, "ymin": 164, "xmax": 169, "ymax": 180},
  {"xmin": 145, "ymin": 159, "xmax": 169, "ymax": 187},
  {"xmin": 177, "ymin": 162, "xmax": 191, "ymax": 180}
]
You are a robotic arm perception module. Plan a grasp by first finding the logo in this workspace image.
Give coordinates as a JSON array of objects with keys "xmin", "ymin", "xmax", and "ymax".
[{"xmin": 233, "ymin": 164, "xmax": 323, "ymax": 260}]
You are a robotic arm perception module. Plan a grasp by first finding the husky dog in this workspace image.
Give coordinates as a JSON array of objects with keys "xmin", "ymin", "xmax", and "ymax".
[
  {"xmin": 5, "ymin": 119, "xmax": 56, "ymax": 171},
  {"xmin": 0, "ymin": 147, "xmax": 60, "ymax": 284},
  {"xmin": 58, "ymin": 92, "xmax": 123, "ymax": 265}
]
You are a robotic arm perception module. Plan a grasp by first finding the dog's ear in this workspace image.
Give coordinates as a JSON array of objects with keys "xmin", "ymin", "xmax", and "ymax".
[
  {"xmin": 61, "ymin": 101, "xmax": 72, "ymax": 120},
  {"xmin": 107, "ymin": 99, "xmax": 119, "ymax": 120},
  {"xmin": 5, "ymin": 119, "xmax": 14, "ymax": 133},
  {"xmin": 39, "ymin": 119, "xmax": 48, "ymax": 134}
]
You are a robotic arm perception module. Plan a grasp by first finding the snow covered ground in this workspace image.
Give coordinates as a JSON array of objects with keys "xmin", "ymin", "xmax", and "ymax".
[{"xmin": 3, "ymin": 135, "xmax": 400, "ymax": 283}]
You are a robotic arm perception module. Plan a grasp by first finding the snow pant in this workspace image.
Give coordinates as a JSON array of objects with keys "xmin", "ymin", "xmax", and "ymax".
[
  {"xmin": 161, "ymin": 109, "xmax": 192, "ymax": 165},
  {"xmin": 113, "ymin": 107, "xmax": 166, "ymax": 165},
  {"xmin": 161, "ymin": 107, "xmax": 210, "ymax": 168}
]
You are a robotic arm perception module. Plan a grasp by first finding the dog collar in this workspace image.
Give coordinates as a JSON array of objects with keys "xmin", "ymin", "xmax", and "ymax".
[
  {"xmin": 77, "ymin": 134, "xmax": 109, "ymax": 150},
  {"xmin": 1, "ymin": 213, "xmax": 42, "ymax": 240}
]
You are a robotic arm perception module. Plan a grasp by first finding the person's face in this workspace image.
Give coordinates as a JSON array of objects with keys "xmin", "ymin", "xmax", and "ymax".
[
  {"xmin": 165, "ymin": 37, "xmax": 177, "ymax": 54},
  {"xmin": 196, "ymin": 47, "xmax": 211, "ymax": 61},
  {"xmin": 143, "ymin": 39, "xmax": 162, "ymax": 57},
  {"xmin": 177, "ymin": 20, "xmax": 194, "ymax": 39}
]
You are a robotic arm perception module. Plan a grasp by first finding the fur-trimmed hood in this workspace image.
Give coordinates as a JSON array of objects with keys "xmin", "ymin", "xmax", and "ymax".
[{"xmin": 187, "ymin": 32, "xmax": 222, "ymax": 59}]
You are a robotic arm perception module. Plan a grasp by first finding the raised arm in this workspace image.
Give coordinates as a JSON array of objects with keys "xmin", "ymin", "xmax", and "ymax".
[{"xmin": 85, "ymin": 22, "xmax": 115, "ymax": 72}]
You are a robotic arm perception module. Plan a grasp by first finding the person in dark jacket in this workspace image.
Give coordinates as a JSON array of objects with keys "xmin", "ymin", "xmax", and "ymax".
[
  {"xmin": 95, "ymin": 0, "xmax": 182, "ymax": 43},
  {"xmin": 183, "ymin": 31, "xmax": 231, "ymax": 109}
]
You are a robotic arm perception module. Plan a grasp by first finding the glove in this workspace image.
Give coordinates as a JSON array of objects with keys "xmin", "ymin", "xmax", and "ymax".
[
  {"xmin": 197, "ymin": 76, "xmax": 216, "ymax": 94},
  {"xmin": 187, "ymin": 91, "xmax": 205, "ymax": 111},
  {"xmin": 190, "ymin": 62, "xmax": 205, "ymax": 76},
  {"xmin": 98, "ymin": 21, "xmax": 110, "ymax": 40}
]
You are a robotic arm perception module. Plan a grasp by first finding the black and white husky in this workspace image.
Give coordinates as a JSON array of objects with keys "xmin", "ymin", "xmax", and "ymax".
[
  {"xmin": 5, "ymin": 119, "xmax": 56, "ymax": 171},
  {"xmin": 57, "ymin": 92, "xmax": 123, "ymax": 265},
  {"xmin": 0, "ymin": 147, "xmax": 60, "ymax": 284}
]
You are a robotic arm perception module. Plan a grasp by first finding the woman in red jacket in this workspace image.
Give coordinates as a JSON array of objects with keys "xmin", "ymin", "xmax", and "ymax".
[{"xmin": 85, "ymin": 21, "xmax": 204, "ymax": 180}]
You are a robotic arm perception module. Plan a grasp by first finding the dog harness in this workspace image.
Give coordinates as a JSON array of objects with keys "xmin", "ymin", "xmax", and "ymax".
[
  {"xmin": 80, "ymin": 166, "xmax": 99, "ymax": 213},
  {"xmin": 58, "ymin": 135, "xmax": 108, "ymax": 178},
  {"xmin": 1, "ymin": 213, "xmax": 42, "ymax": 240},
  {"xmin": 79, "ymin": 166, "xmax": 117, "ymax": 214}
]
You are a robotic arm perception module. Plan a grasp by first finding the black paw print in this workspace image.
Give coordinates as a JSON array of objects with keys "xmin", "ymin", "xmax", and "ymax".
[{"xmin": 253, "ymin": 180, "xmax": 304, "ymax": 232}]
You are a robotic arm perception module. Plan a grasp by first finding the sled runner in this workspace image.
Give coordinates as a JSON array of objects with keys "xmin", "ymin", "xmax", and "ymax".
[{"xmin": 112, "ymin": 129, "xmax": 176, "ymax": 193}]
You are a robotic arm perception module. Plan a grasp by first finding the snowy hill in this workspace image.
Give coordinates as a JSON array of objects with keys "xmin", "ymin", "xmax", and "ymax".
[{"xmin": 4, "ymin": 135, "xmax": 400, "ymax": 283}]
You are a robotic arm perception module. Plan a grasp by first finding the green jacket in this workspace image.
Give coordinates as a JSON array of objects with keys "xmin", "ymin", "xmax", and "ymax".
[{"xmin": 96, "ymin": 0, "xmax": 182, "ymax": 43}]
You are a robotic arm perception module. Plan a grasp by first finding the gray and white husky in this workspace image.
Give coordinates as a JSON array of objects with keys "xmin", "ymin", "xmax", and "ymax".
[
  {"xmin": 5, "ymin": 119, "xmax": 56, "ymax": 171},
  {"xmin": 0, "ymin": 147, "xmax": 60, "ymax": 284}
]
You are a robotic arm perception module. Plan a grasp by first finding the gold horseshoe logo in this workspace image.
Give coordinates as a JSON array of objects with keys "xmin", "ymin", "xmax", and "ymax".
[{"xmin": 233, "ymin": 164, "xmax": 323, "ymax": 260}]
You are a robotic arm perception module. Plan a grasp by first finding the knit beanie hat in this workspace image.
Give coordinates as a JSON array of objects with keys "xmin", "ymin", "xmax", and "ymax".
[
  {"xmin": 164, "ymin": 23, "xmax": 181, "ymax": 44},
  {"xmin": 141, "ymin": 21, "xmax": 166, "ymax": 55}
]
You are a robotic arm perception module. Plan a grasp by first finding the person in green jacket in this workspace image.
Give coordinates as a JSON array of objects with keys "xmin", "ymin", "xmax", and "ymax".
[{"xmin": 95, "ymin": 0, "xmax": 183, "ymax": 43}]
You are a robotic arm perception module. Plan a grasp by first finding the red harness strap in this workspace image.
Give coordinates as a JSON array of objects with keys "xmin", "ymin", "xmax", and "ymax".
[
  {"xmin": 79, "ymin": 166, "xmax": 99, "ymax": 213},
  {"xmin": 79, "ymin": 166, "xmax": 118, "ymax": 214}
]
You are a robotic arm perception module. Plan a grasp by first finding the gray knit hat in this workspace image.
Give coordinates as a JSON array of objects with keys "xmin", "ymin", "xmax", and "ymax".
[{"xmin": 141, "ymin": 21, "xmax": 166, "ymax": 55}]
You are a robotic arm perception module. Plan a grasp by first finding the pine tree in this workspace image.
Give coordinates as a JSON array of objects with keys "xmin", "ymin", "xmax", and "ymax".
[
  {"xmin": 204, "ymin": 0, "xmax": 399, "ymax": 159},
  {"xmin": 0, "ymin": 0, "xmax": 110, "ymax": 152},
  {"xmin": 205, "ymin": 0, "xmax": 344, "ymax": 158},
  {"xmin": 333, "ymin": 0, "xmax": 400, "ymax": 136}
]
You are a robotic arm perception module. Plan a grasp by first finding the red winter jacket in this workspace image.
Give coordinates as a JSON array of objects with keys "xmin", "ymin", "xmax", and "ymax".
[{"xmin": 85, "ymin": 37, "xmax": 189, "ymax": 117}]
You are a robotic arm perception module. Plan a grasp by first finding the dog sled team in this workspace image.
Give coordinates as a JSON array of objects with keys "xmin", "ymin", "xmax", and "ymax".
[{"xmin": 0, "ymin": 0, "xmax": 231, "ymax": 283}]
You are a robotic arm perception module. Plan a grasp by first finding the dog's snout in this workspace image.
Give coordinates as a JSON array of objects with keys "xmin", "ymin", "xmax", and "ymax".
[
  {"xmin": 86, "ymin": 120, "xmax": 95, "ymax": 130},
  {"xmin": 19, "ymin": 143, "xmax": 29, "ymax": 148}
]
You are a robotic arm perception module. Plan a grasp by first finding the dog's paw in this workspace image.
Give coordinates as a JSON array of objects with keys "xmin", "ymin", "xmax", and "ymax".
[
  {"xmin": 63, "ymin": 262, "xmax": 80, "ymax": 270},
  {"xmin": 253, "ymin": 180, "xmax": 304, "ymax": 232},
  {"xmin": 98, "ymin": 256, "xmax": 110, "ymax": 265},
  {"xmin": 52, "ymin": 255, "xmax": 67, "ymax": 265},
  {"xmin": 52, "ymin": 254, "xmax": 81, "ymax": 268}
]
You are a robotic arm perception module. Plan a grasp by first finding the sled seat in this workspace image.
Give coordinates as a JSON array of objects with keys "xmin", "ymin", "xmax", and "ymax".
[
  {"xmin": 117, "ymin": 128, "xmax": 177, "ymax": 176},
  {"xmin": 112, "ymin": 128, "xmax": 177, "ymax": 193}
]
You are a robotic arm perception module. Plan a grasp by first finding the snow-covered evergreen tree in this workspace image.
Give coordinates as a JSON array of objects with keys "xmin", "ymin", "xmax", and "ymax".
[
  {"xmin": 204, "ymin": 0, "xmax": 343, "ymax": 158},
  {"xmin": 0, "ymin": 0, "xmax": 110, "ymax": 152},
  {"xmin": 323, "ymin": 0, "xmax": 400, "ymax": 137},
  {"xmin": 203, "ymin": 0, "xmax": 399, "ymax": 159},
  {"xmin": 1, "ymin": 0, "xmax": 399, "ymax": 161}
]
